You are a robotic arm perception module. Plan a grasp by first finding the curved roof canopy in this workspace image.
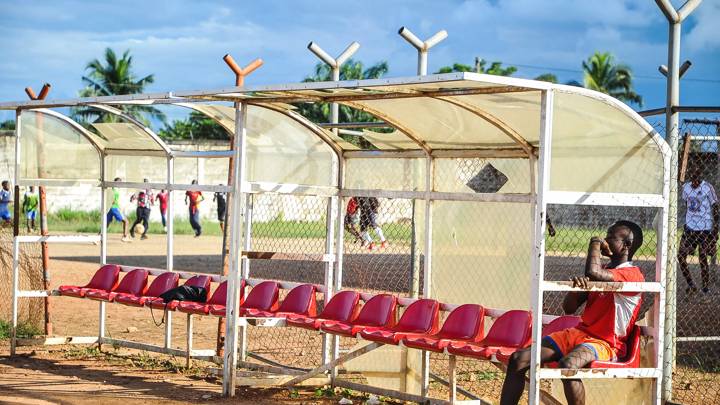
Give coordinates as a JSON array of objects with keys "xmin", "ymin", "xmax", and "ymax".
[{"xmin": 5, "ymin": 72, "xmax": 668, "ymax": 194}]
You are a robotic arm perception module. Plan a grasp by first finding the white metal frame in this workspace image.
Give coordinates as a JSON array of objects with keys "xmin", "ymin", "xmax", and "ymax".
[{"xmin": 5, "ymin": 73, "xmax": 670, "ymax": 404}]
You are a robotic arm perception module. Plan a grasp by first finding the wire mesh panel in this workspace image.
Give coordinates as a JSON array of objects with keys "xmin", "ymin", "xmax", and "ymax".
[
  {"xmin": 668, "ymin": 116, "xmax": 720, "ymax": 404},
  {"xmin": 341, "ymin": 196, "xmax": 415, "ymax": 296},
  {"xmin": 0, "ymin": 230, "xmax": 43, "ymax": 334},
  {"xmin": 244, "ymin": 193, "xmax": 328, "ymax": 368}
]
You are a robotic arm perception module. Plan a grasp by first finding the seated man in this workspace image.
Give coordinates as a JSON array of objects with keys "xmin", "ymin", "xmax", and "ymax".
[{"xmin": 500, "ymin": 220, "xmax": 645, "ymax": 405}]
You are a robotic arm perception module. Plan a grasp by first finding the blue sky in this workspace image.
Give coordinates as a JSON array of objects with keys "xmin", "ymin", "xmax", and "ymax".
[{"xmin": 1, "ymin": 0, "xmax": 719, "ymax": 125}]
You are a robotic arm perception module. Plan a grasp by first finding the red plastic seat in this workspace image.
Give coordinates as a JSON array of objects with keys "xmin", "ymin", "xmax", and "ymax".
[
  {"xmin": 402, "ymin": 304, "xmax": 484, "ymax": 352},
  {"xmin": 447, "ymin": 310, "xmax": 531, "ymax": 359},
  {"xmin": 58, "ymin": 264, "xmax": 120, "ymax": 298},
  {"xmin": 115, "ymin": 272, "xmax": 179, "ymax": 307},
  {"xmin": 320, "ymin": 294, "xmax": 397, "ymax": 337},
  {"xmin": 210, "ymin": 280, "xmax": 276, "ymax": 317},
  {"xmin": 245, "ymin": 284, "xmax": 317, "ymax": 318},
  {"xmin": 286, "ymin": 290, "xmax": 360, "ymax": 330},
  {"xmin": 496, "ymin": 314, "xmax": 581, "ymax": 364},
  {"xmin": 178, "ymin": 281, "xmax": 228, "ymax": 315},
  {"xmin": 86, "ymin": 269, "xmax": 148, "ymax": 302},
  {"xmin": 542, "ymin": 315, "xmax": 582, "ymax": 337},
  {"xmin": 588, "ymin": 325, "xmax": 642, "ymax": 368},
  {"xmin": 359, "ymin": 299, "xmax": 440, "ymax": 345},
  {"xmin": 146, "ymin": 275, "xmax": 211, "ymax": 310}
]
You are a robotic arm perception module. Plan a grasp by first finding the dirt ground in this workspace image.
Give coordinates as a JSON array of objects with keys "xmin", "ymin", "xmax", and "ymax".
[
  {"xmin": 0, "ymin": 344, "xmax": 379, "ymax": 405},
  {"xmin": 3, "ymin": 234, "xmax": 720, "ymax": 404},
  {"xmin": 0, "ymin": 235, "xmax": 400, "ymax": 405}
]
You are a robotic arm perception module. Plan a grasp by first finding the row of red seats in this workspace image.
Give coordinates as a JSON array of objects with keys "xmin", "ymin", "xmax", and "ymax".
[{"xmin": 57, "ymin": 264, "xmax": 641, "ymax": 368}]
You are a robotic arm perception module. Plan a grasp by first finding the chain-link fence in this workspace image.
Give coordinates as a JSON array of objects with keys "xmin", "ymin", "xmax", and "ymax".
[
  {"xmin": 649, "ymin": 113, "xmax": 720, "ymax": 405},
  {"xmin": 0, "ymin": 228, "xmax": 43, "ymax": 335}
]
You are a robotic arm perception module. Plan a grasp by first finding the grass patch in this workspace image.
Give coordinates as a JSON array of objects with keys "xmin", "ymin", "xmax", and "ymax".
[
  {"xmin": 0, "ymin": 320, "xmax": 42, "ymax": 339},
  {"xmin": 40, "ymin": 206, "xmax": 225, "ymax": 236},
  {"xmin": 34, "ymin": 208, "xmax": 677, "ymax": 256},
  {"xmin": 546, "ymin": 226, "xmax": 660, "ymax": 257}
]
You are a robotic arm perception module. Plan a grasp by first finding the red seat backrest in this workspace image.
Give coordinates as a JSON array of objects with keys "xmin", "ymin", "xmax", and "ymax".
[
  {"xmin": 84, "ymin": 264, "xmax": 120, "ymax": 291},
  {"xmin": 208, "ymin": 281, "xmax": 228, "ymax": 306},
  {"xmin": 114, "ymin": 269, "xmax": 149, "ymax": 295},
  {"xmin": 144, "ymin": 272, "xmax": 179, "ymax": 297},
  {"xmin": 394, "ymin": 299, "xmax": 440, "ymax": 333},
  {"xmin": 482, "ymin": 310, "xmax": 532, "ymax": 347},
  {"xmin": 319, "ymin": 290, "xmax": 360, "ymax": 322},
  {"xmin": 437, "ymin": 304, "xmax": 484, "ymax": 340},
  {"xmin": 184, "ymin": 275, "xmax": 211, "ymax": 291},
  {"xmin": 354, "ymin": 294, "xmax": 397, "ymax": 327},
  {"xmin": 542, "ymin": 315, "xmax": 581, "ymax": 337},
  {"xmin": 277, "ymin": 284, "xmax": 317, "ymax": 316},
  {"xmin": 620, "ymin": 325, "xmax": 642, "ymax": 362},
  {"xmin": 241, "ymin": 281, "xmax": 279, "ymax": 311}
]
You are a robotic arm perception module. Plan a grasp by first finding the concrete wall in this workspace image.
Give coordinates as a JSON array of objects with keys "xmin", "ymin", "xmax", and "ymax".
[{"xmin": 0, "ymin": 133, "xmax": 414, "ymax": 224}]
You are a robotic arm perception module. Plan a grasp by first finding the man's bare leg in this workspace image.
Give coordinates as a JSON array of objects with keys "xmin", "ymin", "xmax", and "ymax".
[
  {"xmin": 698, "ymin": 252, "xmax": 710, "ymax": 290},
  {"xmin": 500, "ymin": 343, "xmax": 560, "ymax": 405},
  {"xmin": 557, "ymin": 345, "xmax": 598, "ymax": 405},
  {"xmin": 678, "ymin": 249, "xmax": 696, "ymax": 290}
]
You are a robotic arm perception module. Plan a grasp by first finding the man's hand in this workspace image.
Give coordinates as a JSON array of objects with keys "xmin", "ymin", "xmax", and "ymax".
[
  {"xmin": 571, "ymin": 276, "xmax": 591, "ymax": 289},
  {"xmin": 590, "ymin": 236, "xmax": 611, "ymax": 257}
]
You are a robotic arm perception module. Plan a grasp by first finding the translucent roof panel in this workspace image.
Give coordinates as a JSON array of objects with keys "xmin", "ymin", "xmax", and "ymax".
[
  {"xmin": 361, "ymin": 130, "xmax": 421, "ymax": 150},
  {"xmin": 434, "ymin": 158, "xmax": 531, "ymax": 194},
  {"xmin": 350, "ymin": 97, "xmax": 521, "ymax": 150},
  {"xmin": 104, "ymin": 155, "xmax": 167, "ymax": 183},
  {"xmin": 92, "ymin": 122, "xmax": 165, "ymax": 151},
  {"xmin": 432, "ymin": 200, "xmax": 532, "ymax": 309},
  {"xmin": 550, "ymin": 90, "xmax": 665, "ymax": 194},
  {"xmin": 20, "ymin": 111, "xmax": 100, "ymax": 181},
  {"xmin": 245, "ymin": 106, "xmax": 336, "ymax": 186},
  {"xmin": 345, "ymin": 158, "xmax": 426, "ymax": 191},
  {"xmin": 176, "ymin": 103, "xmax": 357, "ymax": 152},
  {"xmin": 448, "ymin": 91, "xmax": 542, "ymax": 145}
]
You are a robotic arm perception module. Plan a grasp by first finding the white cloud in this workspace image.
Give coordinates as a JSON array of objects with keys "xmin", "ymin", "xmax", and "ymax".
[
  {"xmin": 686, "ymin": 1, "xmax": 720, "ymax": 51},
  {"xmin": 0, "ymin": 0, "xmax": 717, "ymax": 110}
]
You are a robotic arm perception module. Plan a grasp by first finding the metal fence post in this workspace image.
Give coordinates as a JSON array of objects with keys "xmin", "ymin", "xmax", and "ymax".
[
  {"xmin": 398, "ymin": 27, "xmax": 448, "ymax": 75},
  {"xmin": 398, "ymin": 25, "xmax": 447, "ymax": 397},
  {"xmin": 307, "ymin": 40, "xmax": 359, "ymax": 367},
  {"xmin": 655, "ymin": 1, "xmax": 703, "ymax": 401}
]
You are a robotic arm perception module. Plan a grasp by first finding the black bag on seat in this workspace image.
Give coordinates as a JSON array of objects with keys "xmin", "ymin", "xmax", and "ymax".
[
  {"xmin": 159, "ymin": 285, "xmax": 208, "ymax": 303},
  {"xmin": 150, "ymin": 286, "xmax": 208, "ymax": 326}
]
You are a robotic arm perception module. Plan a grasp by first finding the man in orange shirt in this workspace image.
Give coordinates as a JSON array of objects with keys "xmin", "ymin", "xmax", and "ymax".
[
  {"xmin": 500, "ymin": 220, "xmax": 645, "ymax": 405},
  {"xmin": 185, "ymin": 179, "xmax": 204, "ymax": 237}
]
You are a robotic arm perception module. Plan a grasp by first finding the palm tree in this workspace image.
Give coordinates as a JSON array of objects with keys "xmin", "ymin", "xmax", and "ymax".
[
  {"xmin": 295, "ymin": 59, "xmax": 389, "ymax": 149},
  {"xmin": 72, "ymin": 48, "xmax": 166, "ymax": 125},
  {"xmin": 435, "ymin": 57, "xmax": 517, "ymax": 76},
  {"xmin": 0, "ymin": 120, "xmax": 15, "ymax": 130},
  {"xmin": 296, "ymin": 59, "xmax": 388, "ymax": 123},
  {"xmin": 582, "ymin": 52, "xmax": 642, "ymax": 106}
]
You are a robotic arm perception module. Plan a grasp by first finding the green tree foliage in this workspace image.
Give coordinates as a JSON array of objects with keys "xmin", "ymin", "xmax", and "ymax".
[
  {"xmin": 582, "ymin": 52, "xmax": 642, "ymax": 106},
  {"xmin": 295, "ymin": 59, "xmax": 389, "ymax": 149},
  {"xmin": 534, "ymin": 73, "xmax": 558, "ymax": 83},
  {"xmin": 158, "ymin": 111, "xmax": 228, "ymax": 141},
  {"xmin": 296, "ymin": 59, "xmax": 388, "ymax": 123},
  {"xmin": 0, "ymin": 120, "xmax": 15, "ymax": 130},
  {"xmin": 72, "ymin": 48, "xmax": 166, "ymax": 125},
  {"xmin": 435, "ymin": 57, "xmax": 517, "ymax": 76}
]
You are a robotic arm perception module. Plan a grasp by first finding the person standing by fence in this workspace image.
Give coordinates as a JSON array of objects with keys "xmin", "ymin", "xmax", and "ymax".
[
  {"xmin": 130, "ymin": 178, "xmax": 154, "ymax": 240},
  {"xmin": 213, "ymin": 187, "xmax": 226, "ymax": 233},
  {"xmin": 678, "ymin": 167, "xmax": 719, "ymax": 297},
  {"xmin": 107, "ymin": 177, "xmax": 131, "ymax": 242},
  {"xmin": 357, "ymin": 196, "xmax": 387, "ymax": 250},
  {"xmin": 185, "ymin": 180, "xmax": 204, "ymax": 237},
  {"xmin": 22, "ymin": 186, "xmax": 38, "ymax": 233},
  {"xmin": 0, "ymin": 180, "xmax": 12, "ymax": 227},
  {"xmin": 157, "ymin": 189, "xmax": 169, "ymax": 233}
]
